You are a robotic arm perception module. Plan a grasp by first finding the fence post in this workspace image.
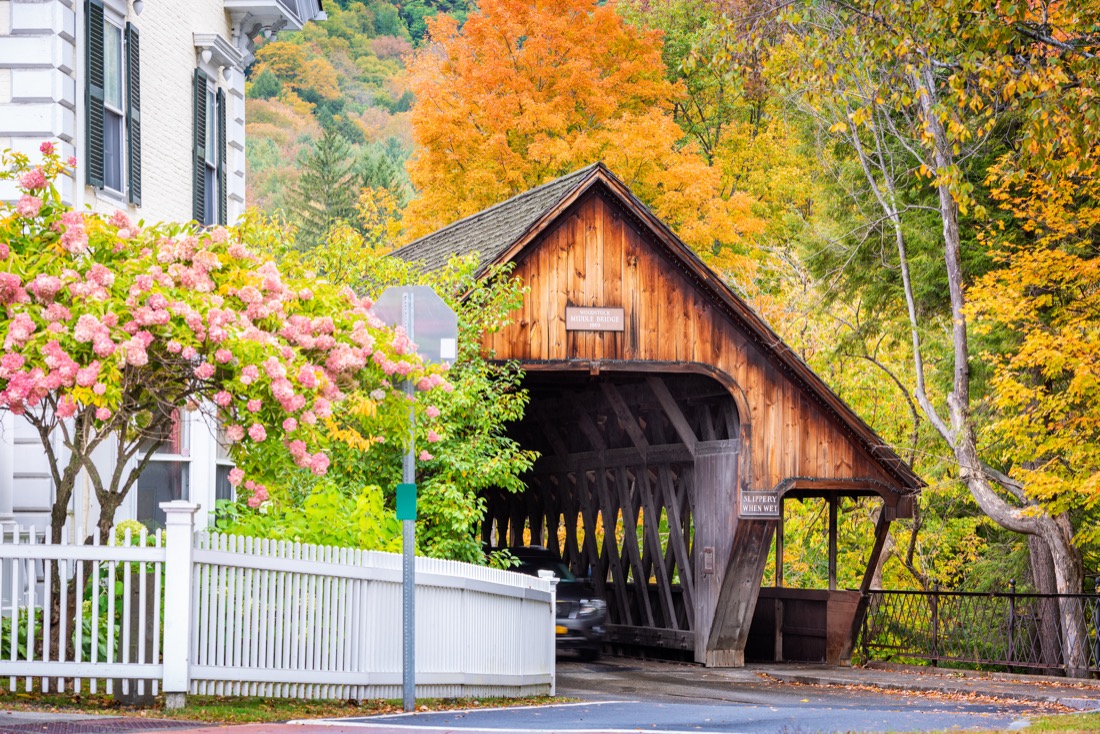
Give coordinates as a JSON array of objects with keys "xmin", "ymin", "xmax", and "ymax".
[
  {"xmin": 538, "ymin": 570, "xmax": 558, "ymax": 697},
  {"xmin": 160, "ymin": 501, "xmax": 198, "ymax": 710},
  {"xmin": 931, "ymin": 581, "xmax": 940, "ymax": 668},
  {"xmin": 1093, "ymin": 580, "xmax": 1100, "ymax": 671},
  {"xmin": 1008, "ymin": 579, "xmax": 1016, "ymax": 670}
]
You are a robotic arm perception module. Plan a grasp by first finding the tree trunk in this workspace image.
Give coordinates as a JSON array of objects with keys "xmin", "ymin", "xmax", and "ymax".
[
  {"xmin": 870, "ymin": 525, "xmax": 893, "ymax": 591},
  {"xmin": 1028, "ymin": 534, "xmax": 1064, "ymax": 673},
  {"xmin": 911, "ymin": 62, "xmax": 1090, "ymax": 677},
  {"xmin": 1038, "ymin": 513, "xmax": 1089, "ymax": 676},
  {"xmin": 97, "ymin": 497, "xmax": 122, "ymax": 545}
]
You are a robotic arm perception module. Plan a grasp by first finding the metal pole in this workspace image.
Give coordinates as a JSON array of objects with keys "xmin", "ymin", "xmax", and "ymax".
[{"xmin": 402, "ymin": 292, "xmax": 415, "ymax": 713}]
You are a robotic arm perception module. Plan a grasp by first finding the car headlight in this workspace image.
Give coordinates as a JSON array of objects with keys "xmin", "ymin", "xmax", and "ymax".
[{"xmin": 578, "ymin": 598, "xmax": 606, "ymax": 616}]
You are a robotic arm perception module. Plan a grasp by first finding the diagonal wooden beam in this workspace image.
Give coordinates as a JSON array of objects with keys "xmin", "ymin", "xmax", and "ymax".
[
  {"xmin": 657, "ymin": 464, "xmax": 694, "ymax": 616},
  {"xmin": 646, "ymin": 376, "xmax": 698, "ymax": 456},
  {"xmin": 614, "ymin": 467, "xmax": 655, "ymax": 628},
  {"xmin": 575, "ymin": 405, "xmax": 609, "ymax": 452},
  {"xmin": 638, "ymin": 465, "xmax": 677, "ymax": 628},
  {"xmin": 843, "ymin": 507, "xmax": 892, "ymax": 662},
  {"xmin": 532, "ymin": 406, "xmax": 571, "ymax": 458},
  {"xmin": 600, "ymin": 383, "xmax": 649, "ymax": 460},
  {"xmin": 595, "ymin": 468, "xmax": 634, "ymax": 626}
]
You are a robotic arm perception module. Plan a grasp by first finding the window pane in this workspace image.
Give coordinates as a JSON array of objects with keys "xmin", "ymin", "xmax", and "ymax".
[
  {"xmin": 140, "ymin": 410, "xmax": 190, "ymax": 456},
  {"xmin": 104, "ymin": 109, "xmax": 123, "ymax": 191},
  {"xmin": 136, "ymin": 462, "xmax": 189, "ymax": 531},
  {"xmin": 103, "ymin": 22, "xmax": 123, "ymax": 109},
  {"xmin": 205, "ymin": 89, "xmax": 216, "ymax": 164},
  {"xmin": 215, "ymin": 465, "xmax": 234, "ymax": 503},
  {"xmin": 204, "ymin": 165, "xmax": 216, "ymax": 225},
  {"xmin": 216, "ymin": 426, "xmax": 230, "ymax": 459}
]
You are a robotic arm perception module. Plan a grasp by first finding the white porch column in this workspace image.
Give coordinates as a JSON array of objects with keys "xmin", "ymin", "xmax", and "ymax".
[
  {"xmin": 0, "ymin": 411, "xmax": 16, "ymax": 529},
  {"xmin": 160, "ymin": 500, "xmax": 198, "ymax": 709}
]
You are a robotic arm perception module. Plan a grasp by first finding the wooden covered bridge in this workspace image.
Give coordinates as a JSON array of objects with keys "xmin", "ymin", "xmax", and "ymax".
[{"xmin": 394, "ymin": 164, "xmax": 922, "ymax": 667}]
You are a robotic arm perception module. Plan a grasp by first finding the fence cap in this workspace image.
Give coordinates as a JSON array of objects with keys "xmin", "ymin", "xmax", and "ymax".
[{"xmin": 159, "ymin": 500, "xmax": 201, "ymax": 523}]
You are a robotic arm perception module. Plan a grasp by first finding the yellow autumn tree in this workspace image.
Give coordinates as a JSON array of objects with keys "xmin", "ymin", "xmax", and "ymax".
[
  {"xmin": 968, "ymin": 164, "xmax": 1100, "ymax": 547},
  {"xmin": 404, "ymin": 0, "xmax": 765, "ymax": 283},
  {"xmin": 254, "ymin": 41, "xmax": 342, "ymax": 103}
]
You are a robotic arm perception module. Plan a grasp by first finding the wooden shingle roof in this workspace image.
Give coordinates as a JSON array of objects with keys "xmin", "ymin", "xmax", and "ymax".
[{"xmin": 391, "ymin": 164, "xmax": 601, "ymax": 273}]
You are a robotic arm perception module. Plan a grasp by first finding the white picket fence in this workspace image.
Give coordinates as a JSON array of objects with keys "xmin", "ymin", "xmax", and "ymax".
[{"xmin": 0, "ymin": 501, "xmax": 556, "ymax": 701}]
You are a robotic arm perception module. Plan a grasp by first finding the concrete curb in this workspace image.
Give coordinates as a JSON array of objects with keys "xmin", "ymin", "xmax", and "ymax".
[
  {"xmin": 764, "ymin": 671, "xmax": 1100, "ymax": 711},
  {"xmin": 863, "ymin": 660, "xmax": 1100, "ymax": 688}
]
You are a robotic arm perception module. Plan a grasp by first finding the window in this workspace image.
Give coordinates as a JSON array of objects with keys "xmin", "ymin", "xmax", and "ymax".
[
  {"xmin": 203, "ymin": 88, "xmax": 219, "ymax": 226},
  {"xmin": 193, "ymin": 71, "xmax": 226, "ymax": 226},
  {"xmin": 85, "ymin": 0, "xmax": 140, "ymax": 204},
  {"xmin": 214, "ymin": 427, "xmax": 235, "ymax": 503},
  {"xmin": 135, "ymin": 412, "xmax": 190, "ymax": 531},
  {"xmin": 102, "ymin": 20, "xmax": 124, "ymax": 192}
]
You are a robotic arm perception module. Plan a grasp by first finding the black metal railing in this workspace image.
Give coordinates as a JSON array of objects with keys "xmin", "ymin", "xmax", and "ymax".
[{"xmin": 860, "ymin": 584, "xmax": 1100, "ymax": 676}]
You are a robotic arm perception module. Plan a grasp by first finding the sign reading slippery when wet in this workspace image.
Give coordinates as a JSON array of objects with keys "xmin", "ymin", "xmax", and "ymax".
[{"xmin": 739, "ymin": 490, "xmax": 780, "ymax": 518}]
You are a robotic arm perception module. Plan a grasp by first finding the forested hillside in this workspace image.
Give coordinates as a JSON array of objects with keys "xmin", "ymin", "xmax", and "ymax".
[
  {"xmin": 244, "ymin": 0, "xmax": 1100, "ymax": 607},
  {"xmin": 245, "ymin": 1, "xmax": 470, "ymax": 241}
]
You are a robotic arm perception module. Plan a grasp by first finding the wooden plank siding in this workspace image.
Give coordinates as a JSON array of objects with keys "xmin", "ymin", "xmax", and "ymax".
[{"xmin": 482, "ymin": 191, "xmax": 899, "ymax": 495}]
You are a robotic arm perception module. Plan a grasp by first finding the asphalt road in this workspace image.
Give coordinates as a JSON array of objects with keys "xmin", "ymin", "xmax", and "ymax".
[{"xmin": 307, "ymin": 657, "xmax": 1044, "ymax": 733}]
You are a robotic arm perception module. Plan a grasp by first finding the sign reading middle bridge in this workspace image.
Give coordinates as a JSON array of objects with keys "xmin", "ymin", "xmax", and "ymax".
[{"xmin": 566, "ymin": 306, "xmax": 625, "ymax": 331}]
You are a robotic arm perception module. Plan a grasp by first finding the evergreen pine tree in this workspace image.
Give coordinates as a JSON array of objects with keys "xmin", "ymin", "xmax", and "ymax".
[
  {"xmin": 247, "ymin": 69, "xmax": 282, "ymax": 99},
  {"xmin": 291, "ymin": 128, "xmax": 359, "ymax": 249}
]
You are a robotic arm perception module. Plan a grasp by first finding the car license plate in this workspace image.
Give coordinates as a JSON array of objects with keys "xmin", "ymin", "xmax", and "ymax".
[{"xmin": 555, "ymin": 625, "xmax": 567, "ymax": 635}]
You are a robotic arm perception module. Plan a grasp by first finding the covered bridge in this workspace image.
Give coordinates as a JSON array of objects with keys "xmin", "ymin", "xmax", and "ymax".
[{"xmin": 394, "ymin": 163, "xmax": 921, "ymax": 667}]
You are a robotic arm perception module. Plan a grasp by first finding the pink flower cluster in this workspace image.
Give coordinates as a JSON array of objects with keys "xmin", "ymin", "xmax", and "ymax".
[
  {"xmin": 18, "ymin": 168, "xmax": 47, "ymax": 191},
  {"xmin": 60, "ymin": 211, "xmax": 88, "ymax": 253},
  {"xmin": 0, "ymin": 273, "xmax": 29, "ymax": 306},
  {"xmin": 285, "ymin": 439, "xmax": 330, "ymax": 475},
  {"xmin": 245, "ymin": 481, "xmax": 269, "ymax": 508},
  {"xmin": 16, "ymin": 195, "xmax": 42, "ymax": 219}
]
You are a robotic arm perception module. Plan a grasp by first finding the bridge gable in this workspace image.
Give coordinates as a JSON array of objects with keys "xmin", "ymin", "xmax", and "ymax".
[{"xmin": 481, "ymin": 186, "xmax": 910, "ymax": 497}]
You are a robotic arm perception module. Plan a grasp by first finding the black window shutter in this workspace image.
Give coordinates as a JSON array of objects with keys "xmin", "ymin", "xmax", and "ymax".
[
  {"xmin": 216, "ymin": 87, "xmax": 227, "ymax": 225},
  {"xmin": 192, "ymin": 68, "xmax": 207, "ymax": 224},
  {"xmin": 125, "ymin": 22, "xmax": 141, "ymax": 206},
  {"xmin": 85, "ymin": 0, "xmax": 105, "ymax": 188}
]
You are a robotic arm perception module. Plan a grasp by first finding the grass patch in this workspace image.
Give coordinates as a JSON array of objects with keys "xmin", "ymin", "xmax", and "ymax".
[
  {"xmin": 1022, "ymin": 711, "xmax": 1100, "ymax": 732},
  {"xmin": 0, "ymin": 689, "xmax": 565, "ymax": 724}
]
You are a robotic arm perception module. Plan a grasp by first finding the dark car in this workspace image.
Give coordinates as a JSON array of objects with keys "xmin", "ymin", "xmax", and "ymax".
[{"xmin": 508, "ymin": 546, "xmax": 607, "ymax": 660}]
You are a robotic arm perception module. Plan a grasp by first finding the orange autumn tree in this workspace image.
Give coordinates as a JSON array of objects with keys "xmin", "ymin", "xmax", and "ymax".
[{"xmin": 404, "ymin": 0, "xmax": 765, "ymax": 283}]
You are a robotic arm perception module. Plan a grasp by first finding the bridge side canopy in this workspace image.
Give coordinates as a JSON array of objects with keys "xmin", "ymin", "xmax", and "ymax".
[{"xmin": 393, "ymin": 162, "xmax": 922, "ymax": 508}]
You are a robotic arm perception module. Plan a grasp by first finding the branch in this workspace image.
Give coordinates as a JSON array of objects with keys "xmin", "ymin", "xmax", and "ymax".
[
  {"xmin": 842, "ymin": 101, "xmax": 954, "ymax": 443},
  {"xmin": 1014, "ymin": 23, "xmax": 1098, "ymax": 59},
  {"xmin": 980, "ymin": 462, "xmax": 1030, "ymax": 504},
  {"xmin": 856, "ymin": 353, "xmax": 920, "ymax": 467}
]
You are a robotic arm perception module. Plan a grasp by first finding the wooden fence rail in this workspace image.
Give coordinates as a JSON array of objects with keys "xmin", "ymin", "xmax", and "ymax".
[{"xmin": 0, "ymin": 501, "xmax": 556, "ymax": 703}]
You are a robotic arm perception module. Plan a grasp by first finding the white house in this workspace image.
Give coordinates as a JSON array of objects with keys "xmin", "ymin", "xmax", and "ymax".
[{"xmin": 0, "ymin": 0, "xmax": 325, "ymax": 538}]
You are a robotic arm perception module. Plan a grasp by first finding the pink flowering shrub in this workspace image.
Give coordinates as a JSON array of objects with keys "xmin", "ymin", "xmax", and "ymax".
[{"xmin": 0, "ymin": 145, "xmax": 447, "ymax": 543}]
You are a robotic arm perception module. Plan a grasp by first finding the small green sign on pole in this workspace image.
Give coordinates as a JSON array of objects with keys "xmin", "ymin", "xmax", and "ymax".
[{"xmin": 396, "ymin": 483, "xmax": 417, "ymax": 521}]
